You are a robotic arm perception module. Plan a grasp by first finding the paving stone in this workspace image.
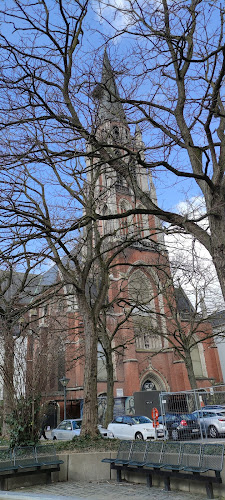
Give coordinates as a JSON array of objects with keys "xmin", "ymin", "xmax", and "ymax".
[{"xmin": 11, "ymin": 480, "xmax": 207, "ymax": 500}]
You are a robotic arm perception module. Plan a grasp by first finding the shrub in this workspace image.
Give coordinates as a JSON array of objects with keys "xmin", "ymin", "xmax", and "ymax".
[{"xmin": 6, "ymin": 395, "xmax": 41, "ymax": 447}]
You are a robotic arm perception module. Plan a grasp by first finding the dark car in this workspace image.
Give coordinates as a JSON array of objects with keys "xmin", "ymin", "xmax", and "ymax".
[{"xmin": 158, "ymin": 413, "xmax": 200, "ymax": 441}]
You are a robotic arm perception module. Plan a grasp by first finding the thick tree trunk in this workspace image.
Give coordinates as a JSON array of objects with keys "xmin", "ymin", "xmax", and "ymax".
[
  {"xmin": 210, "ymin": 215, "xmax": 225, "ymax": 302},
  {"xmin": 78, "ymin": 297, "xmax": 98, "ymax": 437},
  {"xmin": 104, "ymin": 349, "xmax": 114, "ymax": 428},
  {"xmin": 184, "ymin": 350, "xmax": 197, "ymax": 390},
  {"xmin": 2, "ymin": 329, "xmax": 15, "ymax": 436}
]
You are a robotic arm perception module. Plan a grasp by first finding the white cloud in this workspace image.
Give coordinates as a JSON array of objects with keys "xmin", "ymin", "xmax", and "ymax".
[{"xmin": 165, "ymin": 196, "xmax": 224, "ymax": 313}]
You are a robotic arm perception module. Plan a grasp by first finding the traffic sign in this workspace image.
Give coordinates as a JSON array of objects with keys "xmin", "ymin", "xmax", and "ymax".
[{"xmin": 151, "ymin": 407, "xmax": 159, "ymax": 419}]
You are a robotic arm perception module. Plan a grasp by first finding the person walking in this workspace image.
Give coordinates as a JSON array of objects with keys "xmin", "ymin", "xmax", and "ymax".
[{"xmin": 39, "ymin": 414, "xmax": 48, "ymax": 440}]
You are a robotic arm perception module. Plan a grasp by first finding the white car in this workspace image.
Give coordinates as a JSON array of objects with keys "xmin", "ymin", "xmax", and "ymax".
[
  {"xmin": 107, "ymin": 415, "xmax": 164, "ymax": 440},
  {"xmin": 51, "ymin": 419, "xmax": 113, "ymax": 440}
]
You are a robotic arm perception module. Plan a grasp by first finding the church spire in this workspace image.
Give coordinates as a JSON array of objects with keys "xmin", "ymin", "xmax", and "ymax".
[{"xmin": 92, "ymin": 49, "xmax": 127, "ymax": 126}]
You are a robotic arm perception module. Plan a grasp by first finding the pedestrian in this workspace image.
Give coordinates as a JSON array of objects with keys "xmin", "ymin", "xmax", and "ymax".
[{"xmin": 39, "ymin": 414, "xmax": 48, "ymax": 440}]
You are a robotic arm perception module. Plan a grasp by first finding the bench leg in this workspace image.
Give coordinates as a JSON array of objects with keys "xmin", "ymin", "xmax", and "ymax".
[
  {"xmin": 146, "ymin": 473, "xmax": 152, "ymax": 488},
  {"xmin": 116, "ymin": 469, "xmax": 122, "ymax": 482},
  {"xmin": 206, "ymin": 481, "xmax": 213, "ymax": 499},
  {"xmin": 46, "ymin": 470, "xmax": 52, "ymax": 484},
  {"xmin": 0, "ymin": 478, "xmax": 6, "ymax": 490},
  {"xmin": 164, "ymin": 476, "xmax": 170, "ymax": 492}
]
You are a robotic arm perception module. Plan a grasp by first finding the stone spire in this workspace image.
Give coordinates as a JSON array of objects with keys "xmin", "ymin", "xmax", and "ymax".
[
  {"xmin": 92, "ymin": 49, "xmax": 127, "ymax": 126},
  {"xmin": 134, "ymin": 124, "xmax": 144, "ymax": 148}
]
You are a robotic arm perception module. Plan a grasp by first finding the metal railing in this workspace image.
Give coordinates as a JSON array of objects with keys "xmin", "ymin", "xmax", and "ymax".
[{"xmin": 159, "ymin": 385, "xmax": 225, "ymax": 441}]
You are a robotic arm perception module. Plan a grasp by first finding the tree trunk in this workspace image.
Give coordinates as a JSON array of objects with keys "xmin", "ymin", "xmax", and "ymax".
[
  {"xmin": 184, "ymin": 350, "xmax": 197, "ymax": 390},
  {"xmin": 209, "ymin": 207, "xmax": 225, "ymax": 301},
  {"xmin": 104, "ymin": 349, "xmax": 114, "ymax": 427},
  {"xmin": 2, "ymin": 329, "xmax": 15, "ymax": 436},
  {"xmin": 78, "ymin": 297, "xmax": 98, "ymax": 437}
]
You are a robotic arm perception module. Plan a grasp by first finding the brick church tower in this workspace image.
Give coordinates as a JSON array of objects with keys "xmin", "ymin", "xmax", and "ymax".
[
  {"xmin": 30, "ymin": 52, "xmax": 222, "ymax": 423},
  {"xmin": 85, "ymin": 51, "xmax": 222, "ymax": 398}
]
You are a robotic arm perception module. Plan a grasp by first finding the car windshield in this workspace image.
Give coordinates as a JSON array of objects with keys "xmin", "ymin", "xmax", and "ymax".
[
  {"xmin": 131, "ymin": 416, "xmax": 152, "ymax": 424},
  {"xmin": 165, "ymin": 414, "xmax": 179, "ymax": 421}
]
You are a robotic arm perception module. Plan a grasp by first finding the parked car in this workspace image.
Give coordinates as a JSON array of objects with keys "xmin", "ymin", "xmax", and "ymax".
[
  {"xmin": 107, "ymin": 415, "xmax": 164, "ymax": 440},
  {"xmin": 202, "ymin": 405, "xmax": 225, "ymax": 410},
  {"xmin": 51, "ymin": 419, "xmax": 113, "ymax": 440},
  {"xmin": 192, "ymin": 408, "xmax": 225, "ymax": 438},
  {"xmin": 158, "ymin": 413, "xmax": 200, "ymax": 441}
]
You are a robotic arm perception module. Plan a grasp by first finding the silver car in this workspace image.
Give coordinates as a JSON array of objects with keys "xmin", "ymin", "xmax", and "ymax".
[
  {"xmin": 51, "ymin": 419, "xmax": 82, "ymax": 440},
  {"xmin": 51, "ymin": 419, "xmax": 113, "ymax": 440},
  {"xmin": 192, "ymin": 409, "xmax": 225, "ymax": 438}
]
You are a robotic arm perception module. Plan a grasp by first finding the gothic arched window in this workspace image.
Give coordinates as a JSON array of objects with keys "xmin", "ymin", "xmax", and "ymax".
[
  {"xmin": 112, "ymin": 125, "xmax": 120, "ymax": 142},
  {"xmin": 128, "ymin": 270, "xmax": 161, "ymax": 351},
  {"xmin": 142, "ymin": 380, "xmax": 157, "ymax": 391}
]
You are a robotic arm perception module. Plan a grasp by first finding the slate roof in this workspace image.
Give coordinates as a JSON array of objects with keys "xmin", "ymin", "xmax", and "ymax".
[{"xmin": 174, "ymin": 287, "xmax": 195, "ymax": 315}]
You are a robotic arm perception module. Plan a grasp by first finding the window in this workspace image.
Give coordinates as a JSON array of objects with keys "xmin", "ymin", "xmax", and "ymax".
[
  {"xmin": 123, "ymin": 416, "xmax": 133, "ymax": 424},
  {"xmin": 120, "ymin": 201, "xmax": 129, "ymax": 235},
  {"xmin": 116, "ymin": 171, "xmax": 124, "ymax": 186},
  {"xmin": 133, "ymin": 316, "xmax": 161, "ymax": 350},
  {"xmin": 114, "ymin": 416, "xmax": 123, "ymax": 423},
  {"xmin": 72, "ymin": 421, "xmax": 82, "ymax": 430},
  {"xmin": 135, "ymin": 205, "xmax": 145, "ymax": 237},
  {"xmin": 144, "ymin": 334, "xmax": 150, "ymax": 349},
  {"xmin": 191, "ymin": 345, "xmax": 203, "ymax": 377},
  {"xmin": 128, "ymin": 270, "xmax": 160, "ymax": 350},
  {"xmin": 128, "ymin": 271, "xmax": 157, "ymax": 318},
  {"xmin": 203, "ymin": 412, "xmax": 215, "ymax": 418},
  {"xmin": 112, "ymin": 126, "xmax": 120, "ymax": 141},
  {"xmin": 58, "ymin": 299, "xmax": 65, "ymax": 312},
  {"xmin": 142, "ymin": 380, "xmax": 157, "ymax": 391},
  {"xmin": 97, "ymin": 342, "xmax": 107, "ymax": 381},
  {"xmin": 102, "ymin": 204, "xmax": 113, "ymax": 236},
  {"xmin": 58, "ymin": 422, "xmax": 67, "ymax": 430}
]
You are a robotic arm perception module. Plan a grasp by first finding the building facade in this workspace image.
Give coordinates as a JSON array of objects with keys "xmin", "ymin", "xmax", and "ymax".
[{"xmin": 27, "ymin": 53, "xmax": 223, "ymax": 422}]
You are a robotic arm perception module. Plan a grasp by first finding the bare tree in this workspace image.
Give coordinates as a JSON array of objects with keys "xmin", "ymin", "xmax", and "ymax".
[
  {"xmin": 0, "ymin": 0, "xmax": 224, "ymax": 434},
  {"xmin": 145, "ymin": 248, "xmax": 224, "ymax": 390},
  {"xmin": 92, "ymin": 0, "xmax": 225, "ymax": 300},
  {"xmin": 0, "ymin": 253, "xmax": 75, "ymax": 438}
]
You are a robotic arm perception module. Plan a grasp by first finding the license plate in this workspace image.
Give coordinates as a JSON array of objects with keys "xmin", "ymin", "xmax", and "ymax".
[{"xmin": 192, "ymin": 429, "xmax": 199, "ymax": 433}]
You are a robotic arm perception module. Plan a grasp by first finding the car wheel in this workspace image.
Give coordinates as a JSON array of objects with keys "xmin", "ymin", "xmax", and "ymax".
[
  {"xmin": 208, "ymin": 426, "xmax": 218, "ymax": 439},
  {"xmin": 135, "ymin": 432, "xmax": 144, "ymax": 440},
  {"xmin": 53, "ymin": 436, "xmax": 57, "ymax": 440},
  {"xmin": 171, "ymin": 429, "xmax": 179, "ymax": 441}
]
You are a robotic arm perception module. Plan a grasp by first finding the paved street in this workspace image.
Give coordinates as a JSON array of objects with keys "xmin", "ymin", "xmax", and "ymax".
[{"xmin": 0, "ymin": 481, "xmax": 207, "ymax": 500}]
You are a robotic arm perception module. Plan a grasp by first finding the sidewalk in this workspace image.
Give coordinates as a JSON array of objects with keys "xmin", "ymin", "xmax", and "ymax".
[{"xmin": 0, "ymin": 481, "xmax": 206, "ymax": 500}]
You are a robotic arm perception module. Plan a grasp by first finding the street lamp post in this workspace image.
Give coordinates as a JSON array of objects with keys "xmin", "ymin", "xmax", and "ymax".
[{"xmin": 59, "ymin": 376, "xmax": 70, "ymax": 420}]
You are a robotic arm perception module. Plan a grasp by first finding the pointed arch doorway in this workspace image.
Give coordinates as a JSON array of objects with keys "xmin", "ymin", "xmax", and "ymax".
[{"xmin": 141, "ymin": 371, "xmax": 168, "ymax": 392}]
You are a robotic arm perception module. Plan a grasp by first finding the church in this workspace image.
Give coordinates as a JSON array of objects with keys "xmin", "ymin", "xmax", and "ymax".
[{"xmin": 27, "ymin": 52, "xmax": 223, "ymax": 423}]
